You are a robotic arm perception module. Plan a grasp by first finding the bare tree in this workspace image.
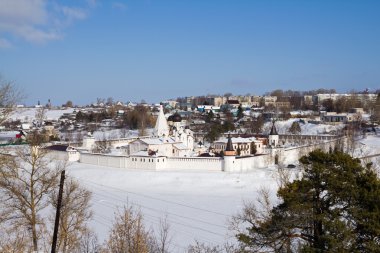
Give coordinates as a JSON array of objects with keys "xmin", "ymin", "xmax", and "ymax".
[
  {"xmin": 96, "ymin": 97, "xmax": 105, "ymax": 107},
  {"xmin": 93, "ymin": 133, "xmax": 110, "ymax": 153},
  {"xmin": 77, "ymin": 230, "xmax": 101, "ymax": 253},
  {"xmin": 49, "ymin": 177, "xmax": 93, "ymax": 253},
  {"xmin": 75, "ymin": 131, "xmax": 84, "ymax": 144},
  {"xmin": 155, "ymin": 215, "xmax": 172, "ymax": 253},
  {"xmin": 120, "ymin": 127, "xmax": 129, "ymax": 138},
  {"xmin": 35, "ymin": 106, "xmax": 47, "ymax": 127},
  {"xmin": 64, "ymin": 100, "xmax": 73, "ymax": 108},
  {"xmin": 0, "ymin": 76, "xmax": 24, "ymax": 125},
  {"xmin": 345, "ymin": 114, "xmax": 363, "ymax": 156},
  {"xmin": 276, "ymin": 164, "xmax": 292, "ymax": 188},
  {"xmin": 106, "ymin": 97, "xmax": 114, "ymax": 106},
  {"xmin": 230, "ymin": 187, "xmax": 276, "ymax": 252},
  {"xmin": 187, "ymin": 241, "xmax": 237, "ymax": 253},
  {"xmin": 0, "ymin": 132, "xmax": 62, "ymax": 252},
  {"xmin": 0, "ymin": 228, "xmax": 29, "ymax": 253},
  {"xmin": 104, "ymin": 206, "xmax": 151, "ymax": 253}
]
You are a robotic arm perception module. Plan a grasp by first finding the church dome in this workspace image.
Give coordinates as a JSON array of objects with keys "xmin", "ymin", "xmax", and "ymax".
[{"xmin": 168, "ymin": 112, "xmax": 182, "ymax": 122}]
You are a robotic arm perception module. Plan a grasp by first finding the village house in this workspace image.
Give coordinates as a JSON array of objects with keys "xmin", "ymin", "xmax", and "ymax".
[{"xmin": 320, "ymin": 112, "xmax": 360, "ymax": 124}]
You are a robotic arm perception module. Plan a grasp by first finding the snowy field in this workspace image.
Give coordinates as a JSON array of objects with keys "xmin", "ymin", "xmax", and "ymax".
[
  {"xmin": 263, "ymin": 119, "xmax": 344, "ymax": 135},
  {"xmin": 6, "ymin": 109, "xmax": 379, "ymax": 250},
  {"xmin": 356, "ymin": 135, "xmax": 380, "ymax": 159},
  {"xmin": 68, "ymin": 163, "xmax": 281, "ymax": 251},
  {"xmin": 9, "ymin": 108, "xmax": 75, "ymax": 122},
  {"xmin": 68, "ymin": 134, "xmax": 380, "ymax": 250}
]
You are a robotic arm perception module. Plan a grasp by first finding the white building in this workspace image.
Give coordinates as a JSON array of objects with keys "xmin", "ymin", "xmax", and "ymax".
[
  {"xmin": 211, "ymin": 137, "xmax": 264, "ymax": 156},
  {"xmin": 320, "ymin": 112, "xmax": 359, "ymax": 124},
  {"xmin": 128, "ymin": 106, "xmax": 194, "ymax": 157}
]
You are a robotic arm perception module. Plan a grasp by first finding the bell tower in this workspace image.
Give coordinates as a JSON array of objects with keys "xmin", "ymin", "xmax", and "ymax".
[{"xmin": 223, "ymin": 134, "xmax": 236, "ymax": 172}]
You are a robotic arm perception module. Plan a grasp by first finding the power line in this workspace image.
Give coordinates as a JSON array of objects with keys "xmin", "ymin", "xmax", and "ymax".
[
  {"xmin": 81, "ymin": 178, "xmax": 231, "ymax": 218},
  {"xmin": 89, "ymin": 186, "xmax": 229, "ymax": 230},
  {"xmin": 92, "ymin": 197, "xmax": 223, "ymax": 245},
  {"xmin": 93, "ymin": 211, "xmax": 188, "ymax": 252}
]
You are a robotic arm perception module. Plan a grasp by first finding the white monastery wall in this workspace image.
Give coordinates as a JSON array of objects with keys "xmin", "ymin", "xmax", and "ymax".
[
  {"xmin": 128, "ymin": 156, "xmax": 165, "ymax": 170},
  {"xmin": 80, "ymin": 153, "xmax": 128, "ymax": 168},
  {"xmin": 47, "ymin": 150, "xmax": 80, "ymax": 162},
  {"xmin": 279, "ymin": 137, "xmax": 346, "ymax": 165},
  {"xmin": 164, "ymin": 157, "xmax": 222, "ymax": 171},
  {"xmin": 78, "ymin": 137, "xmax": 346, "ymax": 171},
  {"xmin": 230, "ymin": 155, "xmax": 271, "ymax": 172}
]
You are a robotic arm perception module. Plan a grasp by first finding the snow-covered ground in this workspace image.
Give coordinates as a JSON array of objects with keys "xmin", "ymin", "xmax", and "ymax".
[
  {"xmin": 263, "ymin": 119, "xmax": 344, "ymax": 135},
  {"xmin": 355, "ymin": 135, "xmax": 380, "ymax": 158},
  {"xmin": 359, "ymin": 135, "xmax": 380, "ymax": 151},
  {"xmin": 67, "ymin": 134, "xmax": 380, "ymax": 250},
  {"xmin": 68, "ymin": 164, "xmax": 280, "ymax": 251},
  {"xmin": 9, "ymin": 108, "xmax": 75, "ymax": 122},
  {"xmin": 5, "ymin": 108, "xmax": 379, "ymax": 251},
  {"xmin": 92, "ymin": 128, "xmax": 153, "ymax": 140}
]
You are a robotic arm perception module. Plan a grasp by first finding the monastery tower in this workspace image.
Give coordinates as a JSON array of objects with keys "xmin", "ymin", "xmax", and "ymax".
[
  {"xmin": 223, "ymin": 134, "xmax": 236, "ymax": 172},
  {"xmin": 153, "ymin": 105, "xmax": 169, "ymax": 137}
]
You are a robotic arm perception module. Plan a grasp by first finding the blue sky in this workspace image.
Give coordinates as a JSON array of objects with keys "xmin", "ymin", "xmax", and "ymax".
[{"xmin": 0, "ymin": 0, "xmax": 379, "ymax": 106}]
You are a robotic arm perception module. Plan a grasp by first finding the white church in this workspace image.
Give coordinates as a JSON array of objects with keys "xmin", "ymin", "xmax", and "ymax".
[{"xmin": 127, "ymin": 106, "xmax": 194, "ymax": 157}]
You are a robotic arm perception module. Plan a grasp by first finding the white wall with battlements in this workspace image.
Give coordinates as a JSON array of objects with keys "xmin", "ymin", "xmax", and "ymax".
[
  {"xmin": 79, "ymin": 153, "xmax": 223, "ymax": 171},
  {"xmin": 78, "ymin": 137, "xmax": 346, "ymax": 172},
  {"xmin": 230, "ymin": 155, "xmax": 272, "ymax": 172},
  {"xmin": 164, "ymin": 157, "xmax": 222, "ymax": 171},
  {"xmin": 80, "ymin": 153, "xmax": 128, "ymax": 168},
  {"xmin": 128, "ymin": 156, "xmax": 167, "ymax": 170}
]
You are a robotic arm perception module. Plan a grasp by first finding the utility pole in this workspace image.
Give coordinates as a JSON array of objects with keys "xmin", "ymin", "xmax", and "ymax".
[{"xmin": 51, "ymin": 170, "xmax": 65, "ymax": 253}]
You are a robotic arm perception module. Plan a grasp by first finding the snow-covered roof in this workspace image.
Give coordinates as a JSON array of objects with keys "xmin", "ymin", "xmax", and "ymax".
[
  {"xmin": 214, "ymin": 137, "xmax": 257, "ymax": 144},
  {"xmin": 130, "ymin": 150, "xmax": 166, "ymax": 157},
  {"xmin": 139, "ymin": 137, "xmax": 177, "ymax": 145},
  {"xmin": 173, "ymin": 143, "xmax": 189, "ymax": 150}
]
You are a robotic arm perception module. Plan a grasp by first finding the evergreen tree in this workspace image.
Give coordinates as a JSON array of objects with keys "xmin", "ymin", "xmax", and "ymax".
[
  {"xmin": 289, "ymin": 121, "xmax": 301, "ymax": 134},
  {"xmin": 206, "ymin": 110, "xmax": 214, "ymax": 123},
  {"xmin": 250, "ymin": 115, "xmax": 264, "ymax": 134},
  {"xmin": 236, "ymin": 150, "xmax": 380, "ymax": 252},
  {"xmin": 236, "ymin": 146, "xmax": 241, "ymax": 156},
  {"xmin": 250, "ymin": 142, "xmax": 257, "ymax": 155},
  {"xmin": 237, "ymin": 105, "xmax": 244, "ymax": 119}
]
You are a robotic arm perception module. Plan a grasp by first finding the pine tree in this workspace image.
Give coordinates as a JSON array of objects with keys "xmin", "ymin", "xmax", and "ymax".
[
  {"xmin": 288, "ymin": 121, "xmax": 301, "ymax": 134},
  {"xmin": 250, "ymin": 142, "xmax": 257, "ymax": 155},
  {"xmin": 236, "ymin": 150, "xmax": 380, "ymax": 252},
  {"xmin": 237, "ymin": 105, "xmax": 244, "ymax": 119}
]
